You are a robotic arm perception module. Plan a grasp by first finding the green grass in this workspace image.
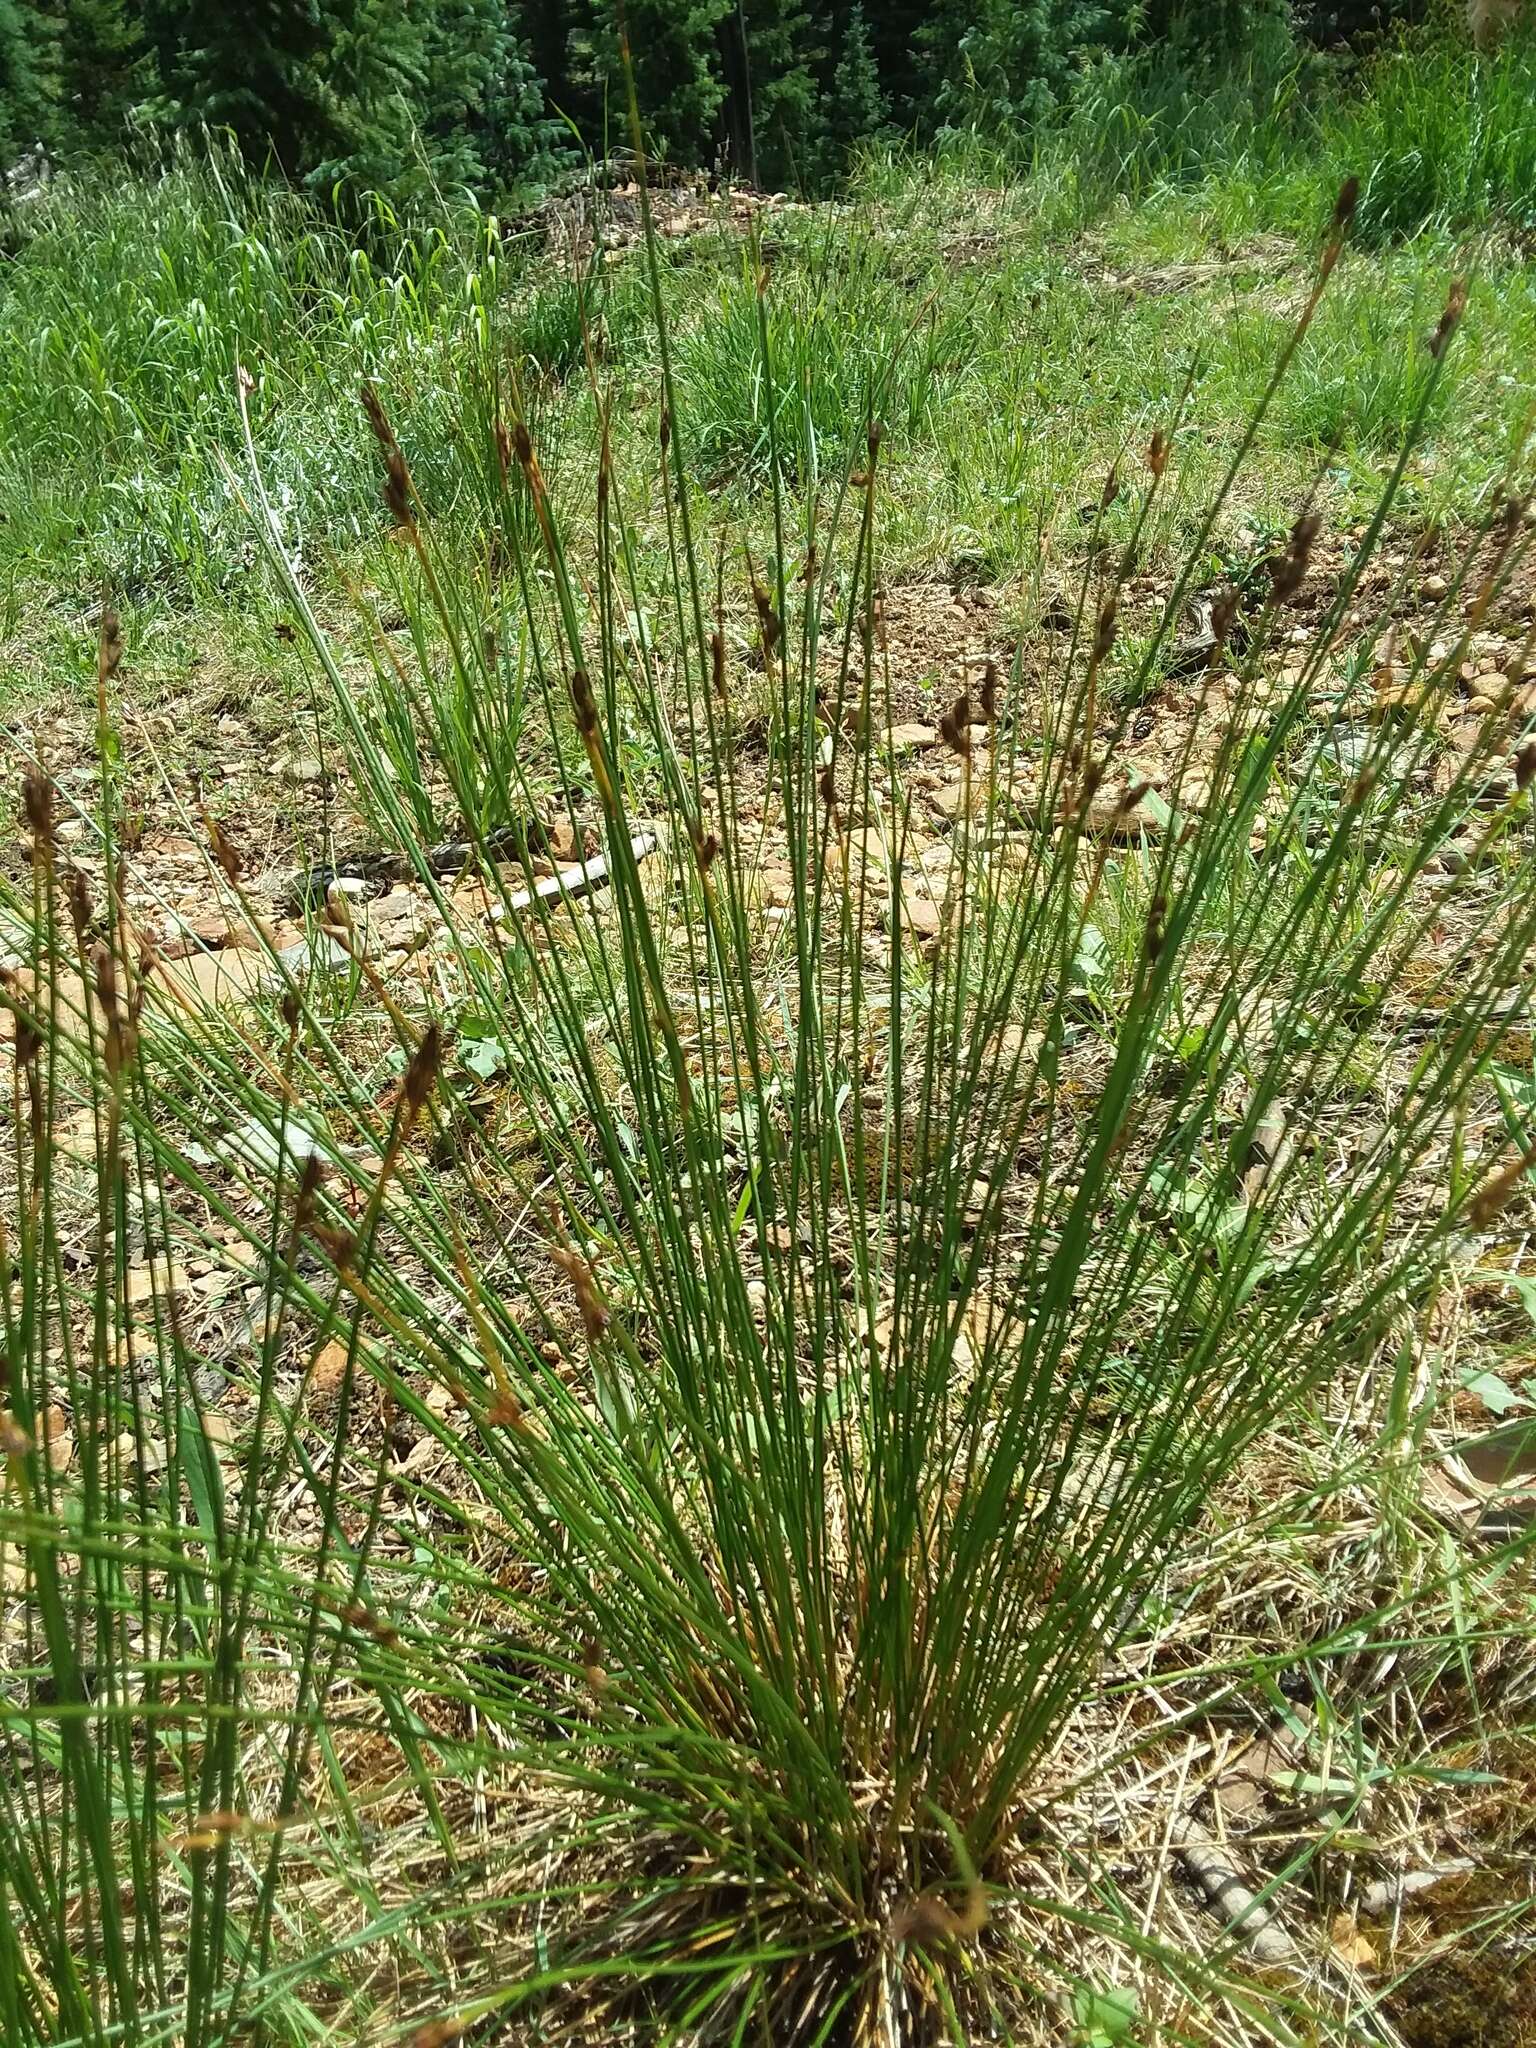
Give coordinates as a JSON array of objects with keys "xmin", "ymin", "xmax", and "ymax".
[{"xmin": 0, "ymin": 18, "xmax": 1534, "ymax": 713}]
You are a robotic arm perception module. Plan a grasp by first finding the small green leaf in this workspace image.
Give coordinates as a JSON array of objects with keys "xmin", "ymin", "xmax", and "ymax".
[
  {"xmin": 1461, "ymin": 1369, "xmax": 1529, "ymax": 1417},
  {"xmin": 1073, "ymin": 1983, "xmax": 1138, "ymax": 2045},
  {"xmin": 460, "ymin": 1035, "xmax": 508, "ymax": 1080}
]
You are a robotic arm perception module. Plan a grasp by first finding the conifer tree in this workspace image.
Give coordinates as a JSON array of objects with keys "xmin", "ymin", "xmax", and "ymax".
[
  {"xmin": 823, "ymin": 1, "xmax": 886, "ymax": 174},
  {"xmin": 0, "ymin": 0, "xmax": 60, "ymax": 161},
  {"xmin": 724, "ymin": 0, "xmax": 824, "ymax": 189},
  {"xmin": 59, "ymin": 0, "xmax": 146, "ymax": 141}
]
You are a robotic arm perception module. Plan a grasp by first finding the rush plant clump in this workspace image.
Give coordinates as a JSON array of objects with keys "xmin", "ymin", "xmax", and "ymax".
[{"xmin": 3, "ymin": 167, "xmax": 1535, "ymax": 2047}]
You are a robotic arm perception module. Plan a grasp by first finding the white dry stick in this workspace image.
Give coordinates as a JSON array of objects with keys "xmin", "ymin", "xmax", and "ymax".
[
  {"xmin": 1180, "ymin": 1824, "xmax": 1297, "ymax": 1963},
  {"xmin": 490, "ymin": 832, "xmax": 659, "ymax": 921}
]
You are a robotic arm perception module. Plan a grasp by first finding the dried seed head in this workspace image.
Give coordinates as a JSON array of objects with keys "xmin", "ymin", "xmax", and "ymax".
[
  {"xmin": 495, "ymin": 419, "xmax": 512, "ymax": 482},
  {"xmin": 382, "ymin": 448, "xmax": 412, "ymax": 527},
  {"xmin": 513, "ymin": 422, "xmax": 533, "ymax": 469},
  {"xmin": 549, "ymin": 1245, "xmax": 610, "ymax": 1346},
  {"xmin": 98, "ymin": 607, "xmax": 123, "ymax": 684},
  {"xmin": 1100, "ymin": 465, "xmax": 1120, "ymax": 511},
  {"xmin": 659, "ymin": 404, "xmax": 672, "ymax": 454},
  {"xmin": 867, "ymin": 421, "xmax": 882, "ymax": 462},
  {"xmin": 1427, "ymin": 278, "xmax": 1468, "ymax": 362},
  {"xmin": 1468, "ymin": 1140, "xmax": 1536, "ymax": 1229},
  {"xmin": 361, "ymin": 382, "xmax": 395, "ymax": 453},
  {"xmin": 281, "ymin": 990, "xmax": 301, "ymax": 1034},
  {"xmin": 22, "ymin": 772, "xmax": 54, "ymax": 848},
  {"xmin": 569, "ymin": 666, "xmax": 599, "ymax": 737},
  {"xmin": 1331, "ymin": 175, "xmax": 1360, "ymax": 234},
  {"xmin": 206, "ymin": 814, "xmax": 241, "ymax": 884},
  {"xmin": 1271, "ymin": 511, "xmax": 1322, "ymax": 604},
  {"xmin": 1146, "ymin": 428, "xmax": 1169, "ymax": 478},
  {"xmin": 939, "ymin": 694, "xmax": 973, "ymax": 761},
  {"xmin": 401, "ymin": 1025, "xmax": 442, "ymax": 1120},
  {"xmin": 1093, "ymin": 600, "xmax": 1118, "ymax": 662},
  {"xmin": 819, "ymin": 762, "xmax": 838, "ymax": 807},
  {"xmin": 0, "ymin": 1412, "xmax": 33, "ymax": 1460},
  {"xmin": 295, "ymin": 1154, "xmax": 324, "ymax": 1229},
  {"xmin": 1209, "ymin": 586, "xmax": 1240, "ymax": 658},
  {"xmin": 1517, "ymin": 743, "xmax": 1536, "ymax": 793},
  {"xmin": 1144, "ymin": 892, "xmax": 1168, "ymax": 963},
  {"xmin": 979, "ymin": 661, "xmax": 998, "ymax": 722},
  {"xmin": 710, "ymin": 629, "xmax": 726, "ymax": 700},
  {"xmin": 752, "ymin": 581, "xmax": 782, "ymax": 658},
  {"xmin": 67, "ymin": 865, "xmax": 93, "ymax": 941}
]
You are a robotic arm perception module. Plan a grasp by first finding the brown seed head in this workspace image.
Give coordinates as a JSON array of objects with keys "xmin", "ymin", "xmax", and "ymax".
[
  {"xmin": 1271, "ymin": 511, "xmax": 1322, "ymax": 604},
  {"xmin": 1331, "ymin": 176, "xmax": 1360, "ymax": 234},
  {"xmin": 549, "ymin": 1245, "xmax": 610, "ymax": 1346},
  {"xmin": 402, "ymin": 1025, "xmax": 442, "ymax": 1120},
  {"xmin": 979, "ymin": 660, "xmax": 998, "ymax": 722},
  {"xmin": 1427, "ymin": 278, "xmax": 1467, "ymax": 362},
  {"xmin": 752, "ymin": 581, "xmax": 782, "ymax": 658},
  {"xmin": 295, "ymin": 1154, "xmax": 324, "ymax": 1230},
  {"xmin": 569, "ymin": 666, "xmax": 599, "ymax": 737},
  {"xmin": 361, "ymin": 383, "xmax": 395, "ymax": 453},
  {"xmin": 67, "ymin": 866, "xmax": 94, "ymax": 941},
  {"xmin": 1517, "ymin": 743, "xmax": 1536, "ymax": 793},
  {"xmin": 382, "ymin": 449, "xmax": 412, "ymax": 527},
  {"xmin": 411, "ymin": 2023, "xmax": 465, "ymax": 2048},
  {"xmin": 1468, "ymin": 1142, "xmax": 1536, "ymax": 1229},
  {"xmin": 710, "ymin": 629, "xmax": 726, "ymax": 700},
  {"xmin": 1147, "ymin": 429, "xmax": 1169, "ymax": 478},
  {"xmin": 22, "ymin": 772, "xmax": 54, "ymax": 848},
  {"xmin": 13, "ymin": 1011, "xmax": 40, "ymax": 1068},
  {"xmin": 206, "ymin": 814, "xmax": 242, "ymax": 884},
  {"xmin": 1093, "ymin": 600, "xmax": 1118, "ymax": 662},
  {"xmin": 98, "ymin": 607, "xmax": 123, "ymax": 684},
  {"xmin": 0, "ymin": 1412, "xmax": 32, "ymax": 1460}
]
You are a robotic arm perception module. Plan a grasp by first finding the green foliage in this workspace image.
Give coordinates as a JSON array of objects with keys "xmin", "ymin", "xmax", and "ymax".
[
  {"xmin": 1325, "ymin": 17, "xmax": 1536, "ymax": 243},
  {"xmin": 58, "ymin": 0, "xmax": 148, "ymax": 140},
  {"xmin": 0, "ymin": 0, "xmax": 60, "ymax": 160},
  {"xmin": 4, "ymin": 180, "xmax": 1534, "ymax": 2043},
  {"xmin": 823, "ymin": 3, "xmax": 888, "ymax": 176},
  {"xmin": 157, "ymin": 0, "xmax": 345, "ymax": 175},
  {"xmin": 924, "ymin": 0, "xmax": 1113, "ymax": 135}
]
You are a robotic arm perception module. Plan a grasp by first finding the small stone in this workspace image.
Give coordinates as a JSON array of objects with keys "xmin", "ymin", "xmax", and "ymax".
[
  {"xmin": 1423, "ymin": 573, "xmax": 1449, "ymax": 600},
  {"xmin": 899, "ymin": 885, "xmax": 943, "ymax": 942},
  {"xmin": 888, "ymin": 721, "xmax": 937, "ymax": 750}
]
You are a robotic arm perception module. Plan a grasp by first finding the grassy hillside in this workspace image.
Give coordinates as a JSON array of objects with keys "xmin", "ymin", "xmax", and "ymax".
[{"xmin": 1, "ymin": 19, "xmax": 1534, "ymax": 2048}]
